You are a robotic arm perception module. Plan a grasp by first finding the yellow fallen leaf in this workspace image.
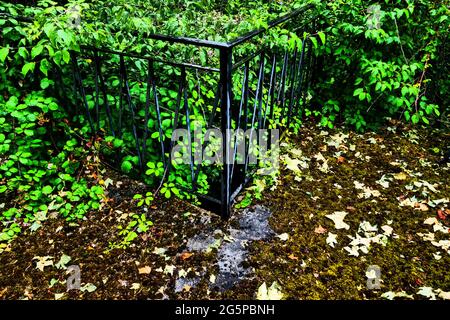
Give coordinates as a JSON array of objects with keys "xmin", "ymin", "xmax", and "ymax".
[
  {"xmin": 131, "ymin": 283, "xmax": 141, "ymax": 290},
  {"xmin": 138, "ymin": 266, "xmax": 151, "ymax": 274},
  {"xmin": 54, "ymin": 293, "xmax": 65, "ymax": 300},
  {"xmin": 183, "ymin": 285, "xmax": 192, "ymax": 292},
  {"xmin": 393, "ymin": 172, "xmax": 408, "ymax": 180}
]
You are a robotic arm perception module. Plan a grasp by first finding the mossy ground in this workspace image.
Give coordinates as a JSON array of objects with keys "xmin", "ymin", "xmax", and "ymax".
[
  {"xmin": 0, "ymin": 121, "xmax": 449, "ymax": 300},
  {"xmin": 226, "ymin": 120, "xmax": 450, "ymax": 299}
]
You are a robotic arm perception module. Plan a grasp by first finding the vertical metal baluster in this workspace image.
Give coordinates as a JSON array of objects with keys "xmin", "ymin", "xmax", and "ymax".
[
  {"xmin": 277, "ymin": 51, "xmax": 289, "ymax": 124},
  {"xmin": 243, "ymin": 61, "xmax": 250, "ymax": 132},
  {"xmin": 118, "ymin": 56, "xmax": 125, "ymax": 138},
  {"xmin": 150, "ymin": 62, "xmax": 166, "ymax": 168},
  {"xmin": 96, "ymin": 53, "xmax": 116, "ymax": 137},
  {"xmin": 167, "ymin": 67, "xmax": 185, "ymax": 182},
  {"xmin": 219, "ymin": 47, "xmax": 233, "ymax": 219},
  {"xmin": 286, "ymin": 47, "xmax": 299, "ymax": 129},
  {"xmin": 294, "ymin": 38, "xmax": 307, "ymax": 116},
  {"xmin": 121, "ymin": 55, "xmax": 143, "ymax": 170},
  {"xmin": 93, "ymin": 50, "xmax": 100, "ymax": 133},
  {"xmin": 244, "ymin": 53, "xmax": 265, "ymax": 178},
  {"xmin": 301, "ymin": 41, "xmax": 312, "ymax": 114},
  {"xmin": 142, "ymin": 59, "xmax": 153, "ymax": 167},
  {"xmin": 192, "ymin": 85, "xmax": 221, "ymax": 190},
  {"xmin": 180, "ymin": 67, "xmax": 196, "ymax": 188},
  {"xmin": 264, "ymin": 54, "xmax": 277, "ymax": 128},
  {"xmin": 230, "ymin": 63, "xmax": 249, "ymax": 182},
  {"xmin": 256, "ymin": 52, "xmax": 266, "ymax": 130},
  {"xmin": 71, "ymin": 53, "xmax": 95, "ymax": 134}
]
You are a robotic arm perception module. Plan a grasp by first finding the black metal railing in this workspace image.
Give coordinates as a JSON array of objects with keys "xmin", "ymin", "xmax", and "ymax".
[{"xmin": 8, "ymin": 4, "xmax": 318, "ymax": 218}]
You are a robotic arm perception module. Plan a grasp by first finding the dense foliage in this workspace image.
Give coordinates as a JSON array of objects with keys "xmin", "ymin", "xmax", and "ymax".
[
  {"xmin": 0, "ymin": 0, "xmax": 448, "ymax": 248},
  {"xmin": 312, "ymin": 0, "xmax": 449, "ymax": 130}
]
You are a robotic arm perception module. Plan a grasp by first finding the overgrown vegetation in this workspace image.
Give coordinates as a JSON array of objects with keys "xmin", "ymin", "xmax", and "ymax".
[
  {"xmin": 311, "ymin": 0, "xmax": 449, "ymax": 131},
  {"xmin": 0, "ymin": 0, "xmax": 448, "ymax": 257}
]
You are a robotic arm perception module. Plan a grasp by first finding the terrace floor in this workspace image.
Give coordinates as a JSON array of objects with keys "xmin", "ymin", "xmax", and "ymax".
[{"xmin": 1, "ymin": 120, "xmax": 449, "ymax": 300}]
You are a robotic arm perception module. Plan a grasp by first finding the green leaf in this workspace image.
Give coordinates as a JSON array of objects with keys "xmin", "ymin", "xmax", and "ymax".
[
  {"xmin": 31, "ymin": 45, "xmax": 44, "ymax": 59},
  {"xmin": 310, "ymin": 37, "xmax": 318, "ymax": 49},
  {"xmin": 0, "ymin": 46, "xmax": 9, "ymax": 63},
  {"xmin": 40, "ymin": 59, "xmax": 50, "ymax": 76},
  {"xmin": 353, "ymin": 88, "xmax": 363, "ymax": 96},
  {"xmin": 121, "ymin": 160, "xmax": 133, "ymax": 173},
  {"xmin": 401, "ymin": 86, "xmax": 409, "ymax": 97},
  {"xmin": 42, "ymin": 186, "xmax": 53, "ymax": 195},
  {"xmin": 40, "ymin": 78, "xmax": 52, "ymax": 90},
  {"xmin": 62, "ymin": 50, "xmax": 71, "ymax": 64},
  {"xmin": 57, "ymin": 30, "xmax": 71, "ymax": 45},
  {"xmin": 22, "ymin": 62, "xmax": 36, "ymax": 76},
  {"xmin": 18, "ymin": 47, "xmax": 28, "ymax": 60},
  {"xmin": 151, "ymin": 132, "xmax": 160, "ymax": 139},
  {"xmin": 48, "ymin": 102, "xmax": 59, "ymax": 111},
  {"xmin": 318, "ymin": 32, "xmax": 326, "ymax": 45}
]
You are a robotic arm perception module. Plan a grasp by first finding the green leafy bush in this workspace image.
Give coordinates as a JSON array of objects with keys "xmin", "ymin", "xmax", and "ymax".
[{"xmin": 311, "ymin": 0, "xmax": 449, "ymax": 131}]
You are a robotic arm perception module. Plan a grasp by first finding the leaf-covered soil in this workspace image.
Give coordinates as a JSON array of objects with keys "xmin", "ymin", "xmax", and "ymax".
[{"xmin": 0, "ymin": 121, "xmax": 449, "ymax": 300}]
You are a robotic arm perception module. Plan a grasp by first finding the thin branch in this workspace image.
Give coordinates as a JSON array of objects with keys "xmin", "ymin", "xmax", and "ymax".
[
  {"xmin": 153, "ymin": 164, "xmax": 169, "ymax": 197},
  {"xmin": 394, "ymin": 17, "xmax": 408, "ymax": 64},
  {"xmin": 366, "ymin": 93, "xmax": 383, "ymax": 113},
  {"xmin": 413, "ymin": 55, "xmax": 430, "ymax": 112}
]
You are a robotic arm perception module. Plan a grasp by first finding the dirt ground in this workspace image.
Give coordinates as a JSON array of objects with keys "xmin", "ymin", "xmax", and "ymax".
[{"xmin": 0, "ymin": 121, "xmax": 449, "ymax": 300}]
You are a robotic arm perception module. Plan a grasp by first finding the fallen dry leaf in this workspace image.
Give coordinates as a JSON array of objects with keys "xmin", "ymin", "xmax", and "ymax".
[
  {"xmin": 183, "ymin": 285, "xmax": 192, "ymax": 292},
  {"xmin": 437, "ymin": 210, "xmax": 447, "ymax": 220},
  {"xmin": 424, "ymin": 217, "xmax": 438, "ymax": 225},
  {"xmin": 276, "ymin": 233, "xmax": 289, "ymax": 241},
  {"xmin": 288, "ymin": 254, "xmax": 299, "ymax": 260},
  {"xmin": 393, "ymin": 172, "xmax": 408, "ymax": 180},
  {"xmin": 131, "ymin": 283, "xmax": 141, "ymax": 290},
  {"xmin": 326, "ymin": 232, "xmax": 338, "ymax": 248},
  {"xmin": 314, "ymin": 225, "xmax": 327, "ymax": 234},
  {"xmin": 180, "ymin": 252, "xmax": 194, "ymax": 260},
  {"xmin": 33, "ymin": 256, "xmax": 54, "ymax": 272},
  {"xmin": 326, "ymin": 211, "xmax": 350, "ymax": 230},
  {"xmin": 415, "ymin": 202, "xmax": 429, "ymax": 211},
  {"xmin": 138, "ymin": 266, "xmax": 152, "ymax": 274}
]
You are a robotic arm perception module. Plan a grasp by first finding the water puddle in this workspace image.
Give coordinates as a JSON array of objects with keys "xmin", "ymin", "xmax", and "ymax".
[
  {"xmin": 177, "ymin": 205, "xmax": 274, "ymax": 292},
  {"xmin": 174, "ymin": 275, "xmax": 202, "ymax": 293}
]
